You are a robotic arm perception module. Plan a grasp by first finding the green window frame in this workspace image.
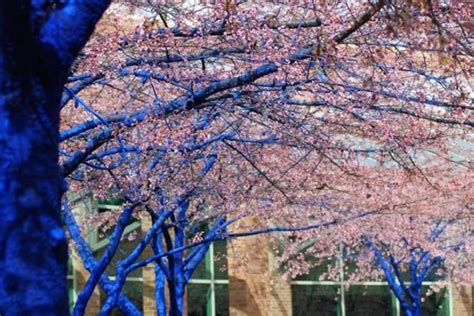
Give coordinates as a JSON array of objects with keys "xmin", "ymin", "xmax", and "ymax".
[
  {"xmin": 291, "ymin": 254, "xmax": 452, "ymax": 316},
  {"xmin": 188, "ymin": 241, "xmax": 229, "ymax": 316}
]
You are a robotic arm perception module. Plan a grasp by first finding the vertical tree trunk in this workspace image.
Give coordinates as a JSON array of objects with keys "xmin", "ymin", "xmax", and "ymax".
[
  {"xmin": 167, "ymin": 278, "xmax": 179, "ymax": 316},
  {"xmin": 174, "ymin": 283, "xmax": 185, "ymax": 316},
  {"xmin": 400, "ymin": 303, "xmax": 422, "ymax": 316},
  {"xmin": 411, "ymin": 300, "xmax": 422, "ymax": 316},
  {"xmin": 1, "ymin": 0, "xmax": 111, "ymax": 312},
  {"xmin": 155, "ymin": 266, "xmax": 167, "ymax": 316},
  {"xmin": 167, "ymin": 280, "xmax": 185, "ymax": 316},
  {"xmin": 0, "ymin": 71, "xmax": 68, "ymax": 314},
  {"xmin": 0, "ymin": 2, "xmax": 68, "ymax": 314}
]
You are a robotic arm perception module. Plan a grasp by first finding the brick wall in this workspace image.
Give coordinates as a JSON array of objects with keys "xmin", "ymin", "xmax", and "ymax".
[
  {"xmin": 227, "ymin": 217, "xmax": 292, "ymax": 316},
  {"xmin": 268, "ymin": 252, "xmax": 292, "ymax": 316},
  {"xmin": 452, "ymin": 285, "xmax": 473, "ymax": 316},
  {"xmin": 71, "ymin": 195, "xmax": 101, "ymax": 315},
  {"xmin": 142, "ymin": 215, "xmax": 158, "ymax": 316}
]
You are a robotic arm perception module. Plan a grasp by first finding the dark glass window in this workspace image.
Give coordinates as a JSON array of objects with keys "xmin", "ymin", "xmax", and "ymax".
[
  {"xmin": 187, "ymin": 284, "xmax": 211, "ymax": 316},
  {"xmin": 99, "ymin": 280, "xmax": 143, "ymax": 315},
  {"xmin": 95, "ymin": 228, "xmax": 144, "ymax": 278},
  {"xmin": 292, "ymin": 285, "xmax": 340, "ymax": 316},
  {"xmin": 215, "ymin": 284, "xmax": 230, "ymax": 316},
  {"xmin": 214, "ymin": 240, "xmax": 228, "ymax": 280},
  {"xmin": 421, "ymin": 286, "xmax": 450, "ymax": 316},
  {"xmin": 192, "ymin": 251, "xmax": 212, "ymax": 280},
  {"xmin": 68, "ymin": 279, "xmax": 74, "ymax": 313},
  {"xmin": 399, "ymin": 286, "xmax": 450, "ymax": 316},
  {"xmin": 345, "ymin": 285, "xmax": 392, "ymax": 316}
]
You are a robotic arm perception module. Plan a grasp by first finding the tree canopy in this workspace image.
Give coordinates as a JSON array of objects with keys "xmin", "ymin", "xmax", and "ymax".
[{"xmin": 0, "ymin": 0, "xmax": 472, "ymax": 315}]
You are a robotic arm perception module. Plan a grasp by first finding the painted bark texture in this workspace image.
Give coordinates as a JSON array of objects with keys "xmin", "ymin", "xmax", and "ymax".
[{"xmin": 0, "ymin": 1, "xmax": 111, "ymax": 314}]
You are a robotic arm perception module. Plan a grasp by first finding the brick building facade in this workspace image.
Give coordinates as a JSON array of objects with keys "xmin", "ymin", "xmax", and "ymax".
[
  {"xmin": 69, "ymin": 212, "xmax": 473, "ymax": 316},
  {"xmin": 68, "ymin": 199, "xmax": 474, "ymax": 316}
]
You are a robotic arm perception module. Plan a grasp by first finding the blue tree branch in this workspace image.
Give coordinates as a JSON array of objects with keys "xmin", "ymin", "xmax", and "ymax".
[
  {"xmin": 38, "ymin": 0, "xmax": 112, "ymax": 68},
  {"xmin": 63, "ymin": 206, "xmax": 141, "ymax": 315},
  {"xmin": 74, "ymin": 202, "xmax": 140, "ymax": 315}
]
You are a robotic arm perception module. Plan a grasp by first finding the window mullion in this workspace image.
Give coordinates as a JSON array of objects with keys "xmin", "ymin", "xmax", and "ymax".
[
  {"xmin": 339, "ymin": 247, "xmax": 346, "ymax": 316},
  {"xmin": 208, "ymin": 243, "xmax": 215, "ymax": 316}
]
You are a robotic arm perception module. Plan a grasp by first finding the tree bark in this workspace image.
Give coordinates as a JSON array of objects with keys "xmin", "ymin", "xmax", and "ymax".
[
  {"xmin": 0, "ymin": 91, "xmax": 68, "ymax": 315},
  {"xmin": 0, "ymin": 1, "xmax": 111, "ymax": 313},
  {"xmin": 0, "ymin": 2, "xmax": 68, "ymax": 315}
]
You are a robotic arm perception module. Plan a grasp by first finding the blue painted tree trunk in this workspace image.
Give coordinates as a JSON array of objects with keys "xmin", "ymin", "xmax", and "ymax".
[
  {"xmin": 365, "ymin": 236, "xmax": 445, "ymax": 316},
  {"xmin": 0, "ymin": 85, "xmax": 69, "ymax": 315},
  {"xmin": 0, "ymin": 15, "xmax": 68, "ymax": 316},
  {"xmin": 0, "ymin": 1, "xmax": 111, "ymax": 313}
]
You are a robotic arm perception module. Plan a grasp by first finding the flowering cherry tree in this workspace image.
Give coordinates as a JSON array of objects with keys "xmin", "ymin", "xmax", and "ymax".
[
  {"xmin": 278, "ymin": 152, "xmax": 472, "ymax": 315},
  {"xmin": 62, "ymin": 1, "xmax": 472, "ymax": 314},
  {"xmin": 0, "ymin": 0, "xmax": 472, "ymax": 315}
]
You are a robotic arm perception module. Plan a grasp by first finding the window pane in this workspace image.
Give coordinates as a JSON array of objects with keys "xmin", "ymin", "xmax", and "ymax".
[
  {"xmin": 214, "ymin": 241, "xmax": 228, "ymax": 279},
  {"xmin": 68, "ymin": 258, "xmax": 73, "ymax": 276},
  {"xmin": 292, "ymin": 285, "xmax": 340, "ymax": 316},
  {"xmin": 97, "ymin": 198, "xmax": 125, "ymax": 206},
  {"xmin": 295, "ymin": 258, "xmax": 339, "ymax": 281},
  {"xmin": 100, "ymin": 280, "xmax": 143, "ymax": 315},
  {"xmin": 345, "ymin": 285, "xmax": 392, "ymax": 316},
  {"xmin": 400, "ymin": 286, "xmax": 450, "ymax": 316},
  {"xmin": 215, "ymin": 284, "xmax": 229, "ymax": 316},
  {"xmin": 187, "ymin": 284, "xmax": 211, "ymax": 316},
  {"xmin": 95, "ymin": 232, "xmax": 144, "ymax": 278},
  {"xmin": 424, "ymin": 270, "xmax": 446, "ymax": 282},
  {"xmin": 192, "ymin": 252, "xmax": 212, "ymax": 280},
  {"xmin": 68, "ymin": 279, "xmax": 75, "ymax": 313},
  {"xmin": 421, "ymin": 286, "xmax": 450, "ymax": 316}
]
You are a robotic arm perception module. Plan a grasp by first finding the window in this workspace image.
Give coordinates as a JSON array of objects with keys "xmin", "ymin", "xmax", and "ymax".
[
  {"xmin": 188, "ymin": 241, "xmax": 229, "ymax": 316},
  {"xmin": 95, "ymin": 229, "xmax": 144, "ymax": 279},
  {"xmin": 400, "ymin": 287, "xmax": 450, "ymax": 316},
  {"xmin": 291, "ymin": 255, "xmax": 451, "ymax": 316},
  {"xmin": 99, "ymin": 279, "xmax": 143, "ymax": 316},
  {"xmin": 69, "ymin": 198, "xmax": 230, "ymax": 315},
  {"xmin": 345, "ymin": 285, "xmax": 392, "ymax": 316},
  {"xmin": 67, "ymin": 259, "xmax": 76, "ymax": 313},
  {"xmin": 292, "ymin": 285, "xmax": 341, "ymax": 316}
]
